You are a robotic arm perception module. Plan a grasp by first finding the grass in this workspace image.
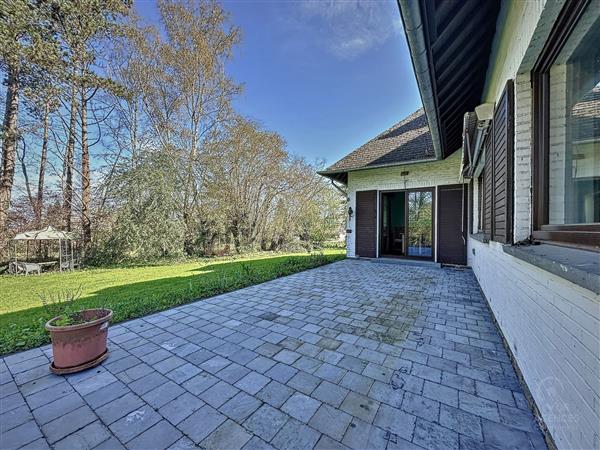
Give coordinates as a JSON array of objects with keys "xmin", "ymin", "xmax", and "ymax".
[{"xmin": 0, "ymin": 249, "xmax": 345, "ymax": 355}]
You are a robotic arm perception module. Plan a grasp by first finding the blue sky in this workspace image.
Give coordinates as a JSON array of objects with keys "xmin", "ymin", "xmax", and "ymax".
[{"xmin": 135, "ymin": 0, "xmax": 421, "ymax": 167}]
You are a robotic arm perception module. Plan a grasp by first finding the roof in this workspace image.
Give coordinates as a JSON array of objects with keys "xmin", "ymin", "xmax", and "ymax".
[
  {"xmin": 572, "ymin": 85, "xmax": 600, "ymax": 143},
  {"xmin": 319, "ymin": 108, "xmax": 435, "ymax": 183},
  {"xmin": 399, "ymin": 0, "xmax": 501, "ymax": 158},
  {"xmin": 13, "ymin": 226, "xmax": 78, "ymax": 241}
]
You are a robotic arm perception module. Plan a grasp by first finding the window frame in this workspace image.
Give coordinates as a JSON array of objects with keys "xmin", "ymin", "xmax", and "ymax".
[{"xmin": 531, "ymin": 0, "xmax": 600, "ymax": 250}]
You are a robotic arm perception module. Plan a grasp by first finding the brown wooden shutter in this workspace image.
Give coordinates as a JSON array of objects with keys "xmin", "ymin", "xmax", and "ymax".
[
  {"xmin": 355, "ymin": 190, "xmax": 377, "ymax": 257},
  {"xmin": 482, "ymin": 130, "xmax": 493, "ymax": 239},
  {"xmin": 492, "ymin": 80, "xmax": 514, "ymax": 244}
]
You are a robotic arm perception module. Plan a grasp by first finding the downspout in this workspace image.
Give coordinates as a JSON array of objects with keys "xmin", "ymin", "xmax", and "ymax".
[
  {"xmin": 398, "ymin": 0, "xmax": 443, "ymax": 160},
  {"xmin": 330, "ymin": 179, "xmax": 348, "ymax": 200}
]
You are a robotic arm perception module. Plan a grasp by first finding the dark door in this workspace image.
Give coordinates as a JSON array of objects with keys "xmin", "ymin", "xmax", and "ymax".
[
  {"xmin": 438, "ymin": 184, "xmax": 468, "ymax": 265},
  {"xmin": 355, "ymin": 190, "xmax": 377, "ymax": 257}
]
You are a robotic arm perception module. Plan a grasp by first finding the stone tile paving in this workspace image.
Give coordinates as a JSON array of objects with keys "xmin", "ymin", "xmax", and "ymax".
[{"xmin": 0, "ymin": 259, "xmax": 547, "ymax": 450}]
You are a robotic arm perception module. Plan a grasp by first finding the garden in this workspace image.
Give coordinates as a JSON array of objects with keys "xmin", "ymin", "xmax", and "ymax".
[{"xmin": 0, "ymin": 249, "xmax": 345, "ymax": 355}]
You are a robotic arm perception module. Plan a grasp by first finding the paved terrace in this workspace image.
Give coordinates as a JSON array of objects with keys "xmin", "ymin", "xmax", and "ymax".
[{"xmin": 1, "ymin": 259, "xmax": 546, "ymax": 450}]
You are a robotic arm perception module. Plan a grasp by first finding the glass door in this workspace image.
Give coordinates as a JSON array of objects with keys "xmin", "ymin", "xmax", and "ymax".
[{"xmin": 407, "ymin": 190, "xmax": 433, "ymax": 258}]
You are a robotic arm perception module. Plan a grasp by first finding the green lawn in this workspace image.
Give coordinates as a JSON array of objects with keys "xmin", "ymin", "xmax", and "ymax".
[{"xmin": 0, "ymin": 249, "xmax": 345, "ymax": 355}]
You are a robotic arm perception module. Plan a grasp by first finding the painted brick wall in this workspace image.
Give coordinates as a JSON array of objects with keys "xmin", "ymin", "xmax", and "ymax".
[
  {"xmin": 468, "ymin": 240, "xmax": 599, "ymax": 450},
  {"xmin": 346, "ymin": 150, "xmax": 462, "ymax": 258},
  {"xmin": 469, "ymin": 1, "xmax": 600, "ymax": 449}
]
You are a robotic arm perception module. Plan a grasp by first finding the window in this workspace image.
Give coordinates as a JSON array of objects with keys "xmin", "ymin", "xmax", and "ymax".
[{"xmin": 533, "ymin": 0, "xmax": 600, "ymax": 249}]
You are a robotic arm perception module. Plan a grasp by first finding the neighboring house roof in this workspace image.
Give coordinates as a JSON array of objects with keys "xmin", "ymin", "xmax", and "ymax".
[
  {"xmin": 572, "ymin": 85, "xmax": 600, "ymax": 143},
  {"xmin": 318, "ymin": 108, "xmax": 435, "ymax": 183}
]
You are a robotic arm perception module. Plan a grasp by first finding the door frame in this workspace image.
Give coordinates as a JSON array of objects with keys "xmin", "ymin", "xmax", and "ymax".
[{"xmin": 379, "ymin": 187, "xmax": 436, "ymax": 261}]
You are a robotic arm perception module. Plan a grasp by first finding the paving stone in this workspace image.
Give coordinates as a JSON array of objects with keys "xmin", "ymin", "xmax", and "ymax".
[
  {"xmin": 314, "ymin": 434, "xmax": 350, "ymax": 450},
  {"xmin": 458, "ymin": 391, "xmax": 500, "ymax": 422},
  {"xmin": 84, "ymin": 381, "xmax": 129, "ymax": 409},
  {"xmin": 368, "ymin": 380, "xmax": 405, "ymax": 408},
  {"xmin": 235, "ymin": 371, "xmax": 270, "ymax": 395},
  {"xmin": 256, "ymin": 380, "xmax": 294, "ymax": 407},
  {"xmin": 476, "ymin": 381, "xmax": 516, "ymax": 407},
  {"xmin": 281, "ymin": 392, "xmax": 322, "ymax": 422},
  {"xmin": 482, "ymin": 418, "xmax": 535, "ymax": 449},
  {"xmin": 165, "ymin": 362, "xmax": 202, "ymax": 384},
  {"xmin": 340, "ymin": 392, "xmax": 380, "ymax": 423},
  {"xmin": 440, "ymin": 403, "xmax": 483, "ymax": 440},
  {"xmin": 199, "ymin": 380, "xmax": 239, "ymax": 408},
  {"xmin": 72, "ymin": 371, "xmax": 118, "ymax": 396},
  {"xmin": 497, "ymin": 404, "xmax": 539, "ymax": 433},
  {"xmin": 265, "ymin": 362, "xmax": 298, "ymax": 383},
  {"xmin": 127, "ymin": 419, "xmax": 182, "ymax": 449},
  {"xmin": 312, "ymin": 380, "xmax": 349, "ymax": 407},
  {"xmin": 178, "ymin": 404, "xmax": 226, "ymax": 444},
  {"xmin": 271, "ymin": 418, "xmax": 321, "ymax": 450},
  {"xmin": 24, "ymin": 381, "xmax": 72, "ymax": 409},
  {"xmin": 441, "ymin": 371, "xmax": 476, "ymax": 394},
  {"xmin": 241, "ymin": 436, "xmax": 276, "ymax": 450},
  {"xmin": 246, "ymin": 355, "xmax": 277, "ymax": 373},
  {"xmin": 53, "ymin": 421, "xmax": 111, "ymax": 450},
  {"xmin": 201, "ymin": 419, "xmax": 252, "ymax": 450},
  {"xmin": 20, "ymin": 437, "xmax": 52, "ymax": 450},
  {"xmin": 309, "ymin": 404, "xmax": 353, "ymax": 440},
  {"xmin": 159, "ymin": 392, "xmax": 204, "ymax": 425},
  {"xmin": 109, "ymin": 404, "xmax": 161, "ymax": 443},
  {"xmin": 273, "ymin": 349, "xmax": 301, "ymax": 365},
  {"xmin": 215, "ymin": 362, "xmax": 251, "ymax": 384},
  {"xmin": 182, "ymin": 371, "xmax": 219, "ymax": 396},
  {"xmin": 412, "ymin": 417, "xmax": 459, "ymax": 450},
  {"xmin": 128, "ymin": 371, "xmax": 168, "ymax": 396},
  {"xmin": 243, "ymin": 404, "xmax": 289, "ymax": 441},
  {"xmin": 166, "ymin": 436, "xmax": 196, "ymax": 450},
  {"xmin": 142, "ymin": 380, "xmax": 185, "ymax": 408},
  {"xmin": 401, "ymin": 391, "xmax": 440, "ymax": 422},
  {"xmin": 96, "ymin": 392, "xmax": 144, "ymax": 424},
  {"xmin": 0, "ymin": 405, "xmax": 33, "ymax": 433},
  {"xmin": 219, "ymin": 391, "xmax": 262, "ymax": 422},
  {"xmin": 362, "ymin": 362, "xmax": 393, "ymax": 383},
  {"xmin": 0, "ymin": 420, "xmax": 43, "ymax": 448},
  {"xmin": 314, "ymin": 363, "xmax": 346, "ymax": 383},
  {"xmin": 3, "ymin": 260, "xmax": 546, "ymax": 450},
  {"xmin": 373, "ymin": 403, "xmax": 416, "ymax": 441},
  {"xmin": 342, "ymin": 418, "xmax": 388, "ymax": 450},
  {"xmin": 41, "ymin": 405, "xmax": 97, "ymax": 444}
]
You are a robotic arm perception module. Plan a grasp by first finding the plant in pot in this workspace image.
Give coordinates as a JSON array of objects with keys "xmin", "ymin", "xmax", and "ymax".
[{"xmin": 41, "ymin": 286, "xmax": 112, "ymax": 375}]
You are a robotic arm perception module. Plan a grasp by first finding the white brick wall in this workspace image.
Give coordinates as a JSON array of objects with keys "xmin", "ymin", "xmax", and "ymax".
[
  {"xmin": 469, "ymin": 1, "xmax": 600, "ymax": 449},
  {"xmin": 467, "ymin": 240, "xmax": 600, "ymax": 450},
  {"xmin": 346, "ymin": 151, "xmax": 462, "ymax": 258}
]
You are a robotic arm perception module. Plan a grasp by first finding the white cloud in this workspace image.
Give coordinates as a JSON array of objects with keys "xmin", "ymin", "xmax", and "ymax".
[{"xmin": 292, "ymin": 0, "xmax": 402, "ymax": 60}]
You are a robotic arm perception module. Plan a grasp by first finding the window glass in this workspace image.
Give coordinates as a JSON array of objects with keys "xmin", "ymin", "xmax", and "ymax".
[
  {"xmin": 407, "ymin": 191, "xmax": 432, "ymax": 257},
  {"xmin": 548, "ymin": 5, "xmax": 600, "ymax": 224}
]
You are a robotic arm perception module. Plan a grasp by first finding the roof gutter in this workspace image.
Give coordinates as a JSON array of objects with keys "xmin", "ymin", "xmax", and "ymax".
[{"xmin": 398, "ymin": 0, "xmax": 443, "ymax": 160}]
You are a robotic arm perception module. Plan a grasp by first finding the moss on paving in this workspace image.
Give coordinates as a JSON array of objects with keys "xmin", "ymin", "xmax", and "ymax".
[{"xmin": 0, "ymin": 249, "xmax": 345, "ymax": 355}]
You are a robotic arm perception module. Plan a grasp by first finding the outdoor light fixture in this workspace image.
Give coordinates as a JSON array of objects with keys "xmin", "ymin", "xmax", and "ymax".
[{"xmin": 348, "ymin": 206, "xmax": 354, "ymax": 218}]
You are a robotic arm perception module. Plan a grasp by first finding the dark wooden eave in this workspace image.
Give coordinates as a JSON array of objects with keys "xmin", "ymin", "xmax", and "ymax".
[{"xmin": 399, "ymin": 0, "xmax": 501, "ymax": 159}]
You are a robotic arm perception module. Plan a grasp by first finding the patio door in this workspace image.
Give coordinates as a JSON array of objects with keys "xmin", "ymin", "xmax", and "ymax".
[{"xmin": 380, "ymin": 189, "xmax": 434, "ymax": 259}]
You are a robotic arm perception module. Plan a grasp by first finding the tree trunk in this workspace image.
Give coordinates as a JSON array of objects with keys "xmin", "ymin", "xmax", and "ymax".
[
  {"xmin": 36, "ymin": 100, "xmax": 50, "ymax": 228},
  {"xmin": 0, "ymin": 65, "xmax": 20, "ymax": 231},
  {"xmin": 63, "ymin": 85, "xmax": 77, "ymax": 231},
  {"xmin": 81, "ymin": 88, "xmax": 91, "ymax": 247}
]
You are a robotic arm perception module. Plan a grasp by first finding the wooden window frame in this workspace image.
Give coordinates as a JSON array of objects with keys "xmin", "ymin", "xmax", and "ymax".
[{"xmin": 531, "ymin": 0, "xmax": 600, "ymax": 249}]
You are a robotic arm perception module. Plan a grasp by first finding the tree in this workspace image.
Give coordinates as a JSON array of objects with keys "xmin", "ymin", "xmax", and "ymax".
[
  {"xmin": 0, "ymin": 0, "xmax": 59, "ymax": 231},
  {"xmin": 50, "ymin": 0, "xmax": 130, "ymax": 242}
]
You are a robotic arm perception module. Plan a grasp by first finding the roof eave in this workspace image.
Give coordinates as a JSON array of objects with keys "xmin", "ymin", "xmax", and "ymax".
[
  {"xmin": 318, "ymin": 156, "xmax": 439, "ymax": 182},
  {"xmin": 398, "ymin": 0, "xmax": 443, "ymax": 160}
]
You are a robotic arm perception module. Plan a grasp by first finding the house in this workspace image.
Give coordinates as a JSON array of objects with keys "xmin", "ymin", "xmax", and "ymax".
[{"xmin": 319, "ymin": 1, "xmax": 599, "ymax": 449}]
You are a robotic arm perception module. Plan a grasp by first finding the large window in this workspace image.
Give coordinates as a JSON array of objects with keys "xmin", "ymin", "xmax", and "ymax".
[{"xmin": 533, "ymin": 0, "xmax": 600, "ymax": 248}]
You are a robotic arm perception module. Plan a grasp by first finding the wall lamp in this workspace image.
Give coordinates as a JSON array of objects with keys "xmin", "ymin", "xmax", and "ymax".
[{"xmin": 348, "ymin": 207, "xmax": 354, "ymax": 219}]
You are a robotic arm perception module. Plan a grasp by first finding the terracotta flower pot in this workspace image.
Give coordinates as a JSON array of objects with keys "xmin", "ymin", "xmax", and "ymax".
[{"xmin": 45, "ymin": 308, "xmax": 113, "ymax": 374}]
